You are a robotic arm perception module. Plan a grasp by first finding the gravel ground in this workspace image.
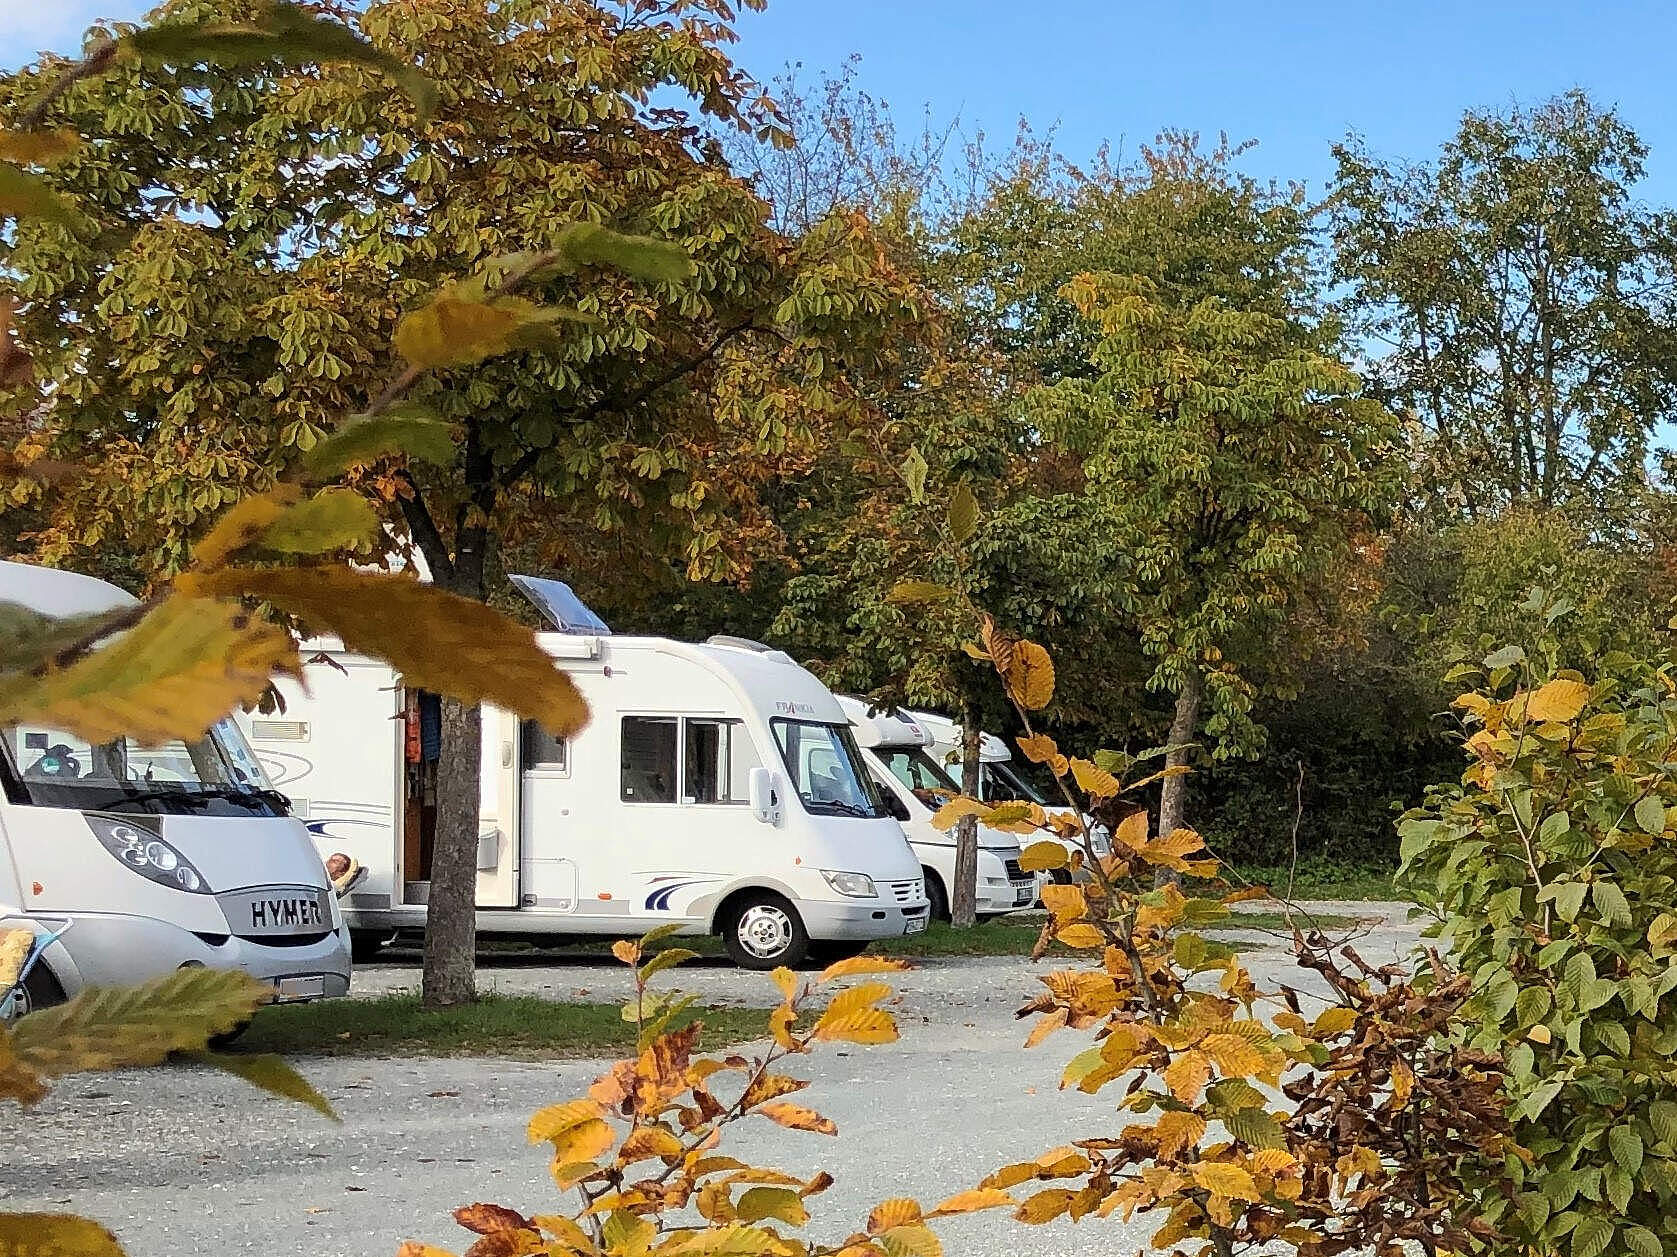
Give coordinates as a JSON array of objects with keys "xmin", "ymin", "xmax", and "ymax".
[{"xmin": 2, "ymin": 904, "xmax": 1420, "ymax": 1257}]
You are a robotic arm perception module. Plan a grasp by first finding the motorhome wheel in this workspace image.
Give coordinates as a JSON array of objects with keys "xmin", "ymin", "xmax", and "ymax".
[
  {"xmin": 922, "ymin": 870, "xmax": 949, "ymax": 922},
  {"xmin": 350, "ymin": 930, "xmax": 395, "ymax": 964},
  {"xmin": 4, "ymin": 962, "xmax": 65, "ymax": 1021},
  {"xmin": 722, "ymin": 893, "xmax": 808, "ymax": 969}
]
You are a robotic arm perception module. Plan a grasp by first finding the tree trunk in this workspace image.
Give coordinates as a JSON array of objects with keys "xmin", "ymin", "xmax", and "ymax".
[
  {"xmin": 1156, "ymin": 669, "xmax": 1202, "ymax": 885},
  {"xmin": 951, "ymin": 721, "xmax": 981, "ymax": 929},
  {"xmin": 421, "ymin": 696, "xmax": 482, "ymax": 1006}
]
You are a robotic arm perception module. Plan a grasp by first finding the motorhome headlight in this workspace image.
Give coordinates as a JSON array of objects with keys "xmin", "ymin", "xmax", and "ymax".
[
  {"xmin": 86, "ymin": 816, "xmax": 210, "ymax": 894},
  {"xmin": 819, "ymin": 870, "xmax": 877, "ymax": 898}
]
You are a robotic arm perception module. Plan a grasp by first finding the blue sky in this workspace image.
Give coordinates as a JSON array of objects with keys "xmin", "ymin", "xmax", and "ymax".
[{"xmin": 8, "ymin": 1, "xmax": 1677, "ymax": 201}]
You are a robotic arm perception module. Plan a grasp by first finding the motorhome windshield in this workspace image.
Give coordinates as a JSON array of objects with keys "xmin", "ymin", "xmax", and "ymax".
[
  {"xmin": 0, "ymin": 718, "xmax": 287, "ymax": 817},
  {"xmin": 771, "ymin": 720, "xmax": 889, "ymax": 819},
  {"xmin": 876, "ymin": 746, "xmax": 960, "ymax": 809},
  {"xmin": 985, "ymin": 759, "xmax": 1048, "ymax": 805}
]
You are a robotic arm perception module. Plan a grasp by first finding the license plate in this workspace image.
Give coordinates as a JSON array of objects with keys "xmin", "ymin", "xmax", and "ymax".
[
  {"xmin": 1014, "ymin": 884, "xmax": 1036, "ymax": 906},
  {"xmin": 904, "ymin": 916, "xmax": 928, "ymax": 935},
  {"xmin": 275, "ymin": 975, "xmax": 325, "ymax": 1001}
]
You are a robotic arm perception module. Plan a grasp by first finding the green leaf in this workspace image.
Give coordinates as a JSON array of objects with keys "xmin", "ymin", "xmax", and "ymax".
[
  {"xmin": 638, "ymin": 948, "xmax": 700, "ymax": 980},
  {"xmin": 1650, "ymin": 1100, "xmax": 1677, "ymax": 1148},
  {"xmin": 128, "ymin": 1, "xmax": 438, "ymax": 119},
  {"xmin": 191, "ymin": 1051, "xmax": 337, "ymax": 1120},
  {"xmin": 947, "ymin": 482, "xmax": 978, "ymax": 546},
  {"xmin": 393, "ymin": 292, "xmax": 576, "ymax": 368},
  {"xmin": 0, "ymin": 128, "xmax": 80, "ymax": 166},
  {"xmin": 1484, "ymin": 644, "xmax": 1525, "ymax": 669},
  {"xmin": 1570, "ymin": 1216, "xmax": 1614, "ymax": 1257},
  {"xmin": 1604, "ymin": 1163, "xmax": 1633, "ymax": 1213},
  {"xmin": 300, "ymin": 405, "xmax": 457, "ymax": 479},
  {"xmin": 1562, "ymin": 952, "xmax": 1598, "ymax": 1006},
  {"xmin": 1223, "ymin": 1106, "xmax": 1285, "ymax": 1150},
  {"xmin": 900, "ymin": 447, "xmax": 929, "ymax": 504},
  {"xmin": 1610, "ymin": 1126, "xmax": 1645, "ymax": 1177},
  {"xmin": 1549, "ymin": 880, "xmax": 1589, "ymax": 923},
  {"xmin": 637, "ymin": 922, "xmax": 689, "ymax": 949},
  {"xmin": 886, "ymin": 580, "xmax": 956, "ymax": 605},
  {"xmin": 734, "ymin": 1186, "xmax": 808, "ymax": 1226},
  {"xmin": 0, "ymin": 603, "xmax": 134, "ymax": 675},
  {"xmin": 1635, "ymin": 794, "xmax": 1667, "ymax": 835},
  {"xmin": 1516, "ymin": 985, "xmax": 1552, "ymax": 1027},
  {"xmin": 257, "ymin": 489, "xmax": 378, "ymax": 555},
  {"xmin": 555, "ymin": 222, "xmax": 694, "ymax": 285},
  {"xmin": 0, "ymin": 160, "xmax": 73, "ymax": 222},
  {"xmin": 1625, "ymin": 1224, "xmax": 1663, "ymax": 1257},
  {"xmin": 1594, "ymin": 1020, "xmax": 1631, "ymax": 1057},
  {"xmin": 9, "ymin": 968, "xmax": 269, "ymax": 1079},
  {"xmin": 1592, "ymin": 880, "xmax": 1633, "ymax": 927}
]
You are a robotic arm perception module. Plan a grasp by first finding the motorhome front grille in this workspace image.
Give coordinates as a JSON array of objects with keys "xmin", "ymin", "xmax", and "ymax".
[
  {"xmin": 888, "ymin": 879, "xmax": 923, "ymax": 903},
  {"xmin": 1003, "ymin": 859, "xmax": 1028, "ymax": 882}
]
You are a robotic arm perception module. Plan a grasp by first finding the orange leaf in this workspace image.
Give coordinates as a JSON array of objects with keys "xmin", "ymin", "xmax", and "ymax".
[
  {"xmin": 1015, "ymin": 1188, "xmax": 1074, "ymax": 1224},
  {"xmin": 811, "ymin": 1008, "xmax": 897, "ymax": 1045},
  {"xmin": 929, "ymin": 796, "xmax": 988, "ymax": 832},
  {"xmin": 1113, "ymin": 811, "xmax": 1149, "ymax": 851},
  {"xmin": 454, "ymin": 1204, "xmax": 534, "ymax": 1235},
  {"xmin": 1200, "ymin": 1033, "xmax": 1266, "ymax": 1077},
  {"xmin": 1154, "ymin": 1110, "xmax": 1207, "ymax": 1158},
  {"xmin": 866, "ymin": 1198, "xmax": 924, "ymax": 1234},
  {"xmin": 1192, "ymin": 1162, "xmax": 1260, "ymax": 1202},
  {"xmin": 1008, "ymin": 640, "xmax": 1055, "ymax": 711},
  {"xmin": 758, "ymin": 1101, "xmax": 837, "ymax": 1135},
  {"xmin": 1162, "ymin": 1050, "xmax": 1211, "ymax": 1103},
  {"xmin": 927, "ymin": 1188, "xmax": 1015, "ymax": 1218},
  {"xmin": 611, "ymin": 940, "xmax": 639, "ymax": 966},
  {"xmin": 819, "ymin": 955, "xmax": 910, "ymax": 982}
]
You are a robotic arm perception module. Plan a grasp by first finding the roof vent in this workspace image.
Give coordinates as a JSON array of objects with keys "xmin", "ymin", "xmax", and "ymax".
[{"xmin": 509, "ymin": 574, "xmax": 611, "ymax": 635}]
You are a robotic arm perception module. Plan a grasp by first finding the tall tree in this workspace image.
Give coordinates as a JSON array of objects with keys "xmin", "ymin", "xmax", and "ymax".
[
  {"xmin": 1023, "ymin": 275, "xmax": 1398, "ymax": 842},
  {"xmin": 1330, "ymin": 90, "xmax": 1677, "ymax": 522},
  {"xmin": 0, "ymin": 0, "xmax": 923, "ymax": 1003}
]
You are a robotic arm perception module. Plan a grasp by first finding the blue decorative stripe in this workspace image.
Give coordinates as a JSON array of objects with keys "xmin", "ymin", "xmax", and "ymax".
[{"xmin": 645, "ymin": 879, "xmax": 706, "ymax": 911}]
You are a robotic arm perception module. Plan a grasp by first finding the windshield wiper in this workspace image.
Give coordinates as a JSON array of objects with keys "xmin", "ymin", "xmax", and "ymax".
[
  {"xmin": 809, "ymin": 798, "xmax": 875, "ymax": 818},
  {"xmin": 101, "ymin": 784, "xmax": 290, "ymax": 814}
]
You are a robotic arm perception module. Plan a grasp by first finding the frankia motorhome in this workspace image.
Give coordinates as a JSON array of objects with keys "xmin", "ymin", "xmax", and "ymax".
[
  {"xmin": 836, "ymin": 696, "xmax": 1037, "ymax": 920},
  {"xmin": 0, "ymin": 561, "xmax": 350, "ymax": 1015},
  {"xmin": 242, "ymin": 579, "xmax": 928, "ymax": 970},
  {"xmin": 909, "ymin": 708, "xmax": 1111, "ymax": 880}
]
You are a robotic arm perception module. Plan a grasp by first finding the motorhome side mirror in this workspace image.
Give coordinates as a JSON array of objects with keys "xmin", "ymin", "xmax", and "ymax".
[
  {"xmin": 748, "ymin": 767, "xmax": 781, "ymax": 825},
  {"xmin": 884, "ymin": 792, "xmax": 911, "ymax": 822}
]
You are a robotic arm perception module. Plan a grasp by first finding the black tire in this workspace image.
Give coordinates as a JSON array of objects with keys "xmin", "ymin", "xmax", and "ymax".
[
  {"xmin": 807, "ymin": 939, "xmax": 870, "ymax": 967},
  {"xmin": 923, "ymin": 869, "xmax": 950, "ymax": 923},
  {"xmin": 350, "ymin": 930, "xmax": 394, "ymax": 964},
  {"xmin": 6, "ymin": 960, "xmax": 65, "ymax": 1021},
  {"xmin": 721, "ymin": 892, "xmax": 809, "ymax": 970}
]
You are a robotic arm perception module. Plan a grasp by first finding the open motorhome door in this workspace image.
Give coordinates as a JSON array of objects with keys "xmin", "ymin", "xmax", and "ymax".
[{"xmin": 509, "ymin": 574, "xmax": 611, "ymax": 635}]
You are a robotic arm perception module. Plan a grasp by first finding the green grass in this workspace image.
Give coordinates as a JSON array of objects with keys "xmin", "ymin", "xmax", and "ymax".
[
  {"xmin": 236, "ymin": 994, "xmax": 765, "ymax": 1059},
  {"xmin": 1224, "ymin": 862, "xmax": 1401, "ymax": 902}
]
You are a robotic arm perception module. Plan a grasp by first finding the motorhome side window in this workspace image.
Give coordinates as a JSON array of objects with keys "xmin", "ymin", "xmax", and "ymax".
[
  {"xmin": 520, "ymin": 721, "xmax": 568, "ymax": 771},
  {"xmin": 621, "ymin": 717, "xmax": 678, "ymax": 803},
  {"xmin": 684, "ymin": 718, "xmax": 756, "ymax": 805}
]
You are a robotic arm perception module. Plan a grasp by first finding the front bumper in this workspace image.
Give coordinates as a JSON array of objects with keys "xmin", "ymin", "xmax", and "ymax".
[
  {"xmin": 801, "ymin": 899, "xmax": 931, "ymax": 941},
  {"xmin": 33, "ymin": 910, "xmax": 351, "ymax": 1001}
]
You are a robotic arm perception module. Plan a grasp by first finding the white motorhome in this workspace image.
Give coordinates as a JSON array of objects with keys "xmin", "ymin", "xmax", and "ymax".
[
  {"xmin": 242, "ymin": 583, "xmax": 928, "ymax": 970},
  {"xmin": 0, "ymin": 561, "xmax": 351, "ymax": 1015},
  {"xmin": 836, "ymin": 697, "xmax": 1036, "ymax": 921},
  {"xmin": 910, "ymin": 708, "xmax": 1111, "ymax": 881}
]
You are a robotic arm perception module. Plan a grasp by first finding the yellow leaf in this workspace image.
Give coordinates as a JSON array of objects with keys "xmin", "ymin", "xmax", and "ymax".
[
  {"xmin": 768, "ymin": 1004, "xmax": 798, "ymax": 1050},
  {"xmin": 1390, "ymin": 1058, "xmax": 1414, "ymax": 1107},
  {"xmin": 1154, "ymin": 1110, "xmax": 1207, "ymax": 1158},
  {"xmin": 1113, "ymin": 811, "xmax": 1149, "ymax": 851},
  {"xmin": 255, "ymin": 488, "xmax": 380, "ymax": 556},
  {"xmin": 1054, "ymin": 924, "xmax": 1105, "ymax": 949},
  {"xmin": 611, "ymin": 940, "xmax": 639, "ymax": 966},
  {"xmin": 601, "ymin": 1211, "xmax": 654, "ymax": 1254},
  {"xmin": 1008, "ymin": 640, "xmax": 1055, "ymax": 711},
  {"xmin": 194, "ymin": 488, "xmax": 296, "ymax": 570},
  {"xmin": 1199, "ymin": 1033, "xmax": 1266, "ymax": 1077},
  {"xmin": 926, "ymin": 1189, "xmax": 1015, "ymax": 1219},
  {"xmin": 818, "ymin": 982, "xmax": 892, "ymax": 1023},
  {"xmin": 866, "ymin": 1199, "xmax": 924, "ymax": 1234},
  {"xmin": 1191, "ymin": 1162, "xmax": 1260, "ymax": 1202},
  {"xmin": 0, "ymin": 128, "xmax": 81, "ymax": 166},
  {"xmin": 10, "ymin": 968, "xmax": 269, "ymax": 1081},
  {"xmin": 757, "ymin": 1102, "xmax": 836, "ymax": 1135},
  {"xmin": 818, "ymin": 955, "xmax": 909, "ymax": 982},
  {"xmin": 735, "ymin": 1187, "xmax": 808, "ymax": 1227},
  {"xmin": 811, "ymin": 1008, "xmax": 897, "ymax": 1045},
  {"xmin": 1016, "ymin": 840, "xmax": 1067, "ymax": 875},
  {"xmin": 1069, "ymin": 758, "xmax": 1121, "ymax": 799},
  {"xmin": 1162, "ymin": 1050, "xmax": 1211, "ymax": 1103},
  {"xmin": 527, "ymin": 1099, "xmax": 606, "ymax": 1144},
  {"xmin": 1024, "ymin": 1006, "xmax": 1069, "ymax": 1048},
  {"xmin": 1310, "ymin": 1006, "xmax": 1358, "ymax": 1037},
  {"xmin": 0, "ymin": 596, "xmax": 296, "ymax": 748},
  {"xmin": 394, "ymin": 293, "xmax": 523, "ymax": 368},
  {"xmin": 618, "ymin": 1125, "xmax": 683, "ymax": 1163},
  {"xmin": 886, "ymin": 581, "xmax": 956, "ymax": 605},
  {"xmin": 0, "ymin": 1213, "xmax": 123, "ymax": 1256},
  {"xmin": 1250, "ymin": 1148, "xmax": 1297, "ymax": 1176},
  {"xmin": 181, "ymin": 566, "xmax": 588, "ymax": 735},
  {"xmin": 980, "ymin": 800, "xmax": 1047, "ymax": 835},
  {"xmin": 396, "ymin": 1244, "xmax": 459, "ymax": 1257},
  {"xmin": 549, "ymin": 1118, "xmax": 616, "ymax": 1166},
  {"xmin": 1014, "ymin": 1189, "xmax": 1074, "ymax": 1224},
  {"xmin": 531, "ymin": 1217, "xmax": 592, "ymax": 1250},
  {"xmin": 1015, "ymin": 733, "xmax": 1065, "ymax": 773},
  {"xmin": 667, "ymin": 1224, "xmax": 781, "ymax": 1256},
  {"xmin": 1039, "ymin": 882, "xmax": 1086, "ymax": 925},
  {"xmin": 928, "ymin": 796, "xmax": 987, "ymax": 832},
  {"xmin": 878, "ymin": 1224, "xmax": 941, "ymax": 1257},
  {"xmin": 1525, "ymin": 678, "xmax": 1590, "ymax": 723},
  {"xmin": 1527, "ymin": 1024, "xmax": 1553, "ymax": 1045}
]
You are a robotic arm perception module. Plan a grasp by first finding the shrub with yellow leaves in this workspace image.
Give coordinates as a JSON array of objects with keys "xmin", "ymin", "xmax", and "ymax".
[
  {"xmin": 949, "ymin": 618, "xmax": 1519, "ymax": 1257},
  {"xmin": 400, "ymin": 929, "xmax": 1017, "ymax": 1257}
]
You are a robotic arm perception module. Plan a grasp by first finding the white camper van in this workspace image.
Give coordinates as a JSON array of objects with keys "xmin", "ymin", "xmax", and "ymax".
[
  {"xmin": 836, "ymin": 697, "xmax": 1036, "ymax": 921},
  {"xmin": 0, "ymin": 561, "xmax": 351, "ymax": 1014},
  {"xmin": 243, "ymin": 584, "xmax": 928, "ymax": 970},
  {"xmin": 910, "ymin": 708, "xmax": 1111, "ymax": 881}
]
